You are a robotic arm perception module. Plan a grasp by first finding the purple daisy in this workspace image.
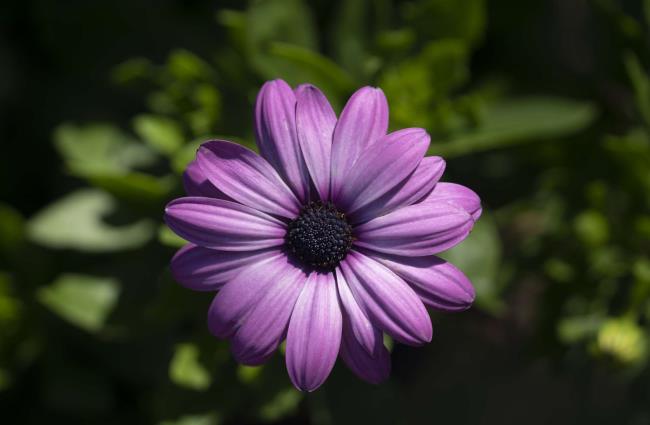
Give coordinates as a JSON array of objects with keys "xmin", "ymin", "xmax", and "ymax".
[{"xmin": 165, "ymin": 80, "xmax": 481, "ymax": 391}]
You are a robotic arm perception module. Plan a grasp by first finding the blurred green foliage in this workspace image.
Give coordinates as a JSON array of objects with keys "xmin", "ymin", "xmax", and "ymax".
[{"xmin": 1, "ymin": 0, "xmax": 650, "ymax": 424}]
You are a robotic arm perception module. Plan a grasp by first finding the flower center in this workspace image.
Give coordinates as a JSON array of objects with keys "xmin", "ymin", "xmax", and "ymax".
[{"xmin": 285, "ymin": 201, "xmax": 353, "ymax": 269}]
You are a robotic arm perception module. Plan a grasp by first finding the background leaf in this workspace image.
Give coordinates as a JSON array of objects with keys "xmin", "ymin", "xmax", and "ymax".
[
  {"xmin": 245, "ymin": 0, "xmax": 318, "ymax": 82},
  {"xmin": 133, "ymin": 114, "xmax": 185, "ymax": 156},
  {"xmin": 37, "ymin": 274, "xmax": 120, "ymax": 333},
  {"xmin": 27, "ymin": 189, "xmax": 154, "ymax": 252},
  {"xmin": 430, "ymin": 97, "xmax": 597, "ymax": 157},
  {"xmin": 439, "ymin": 211, "xmax": 503, "ymax": 313},
  {"xmin": 54, "ymin": 123, "xmax": 156, "ymax": 177},
  {"xmin": 169, "ymin": 343, "xmax": 212, "ymax": 391}
]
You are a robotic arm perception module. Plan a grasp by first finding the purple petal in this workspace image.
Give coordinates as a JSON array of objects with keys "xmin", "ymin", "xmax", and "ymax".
[
  {"xmin": 197, "ymin": 140, "xmax": 300, "ymax": 219},
  {"xmin": 255, "ymin": 79, "xmax": 310, "ymax": 203},
  {"xmin": 207, "ymin": 251, "xmax": 288, "ymax": 338},
  {"xmin": 164, "ymin": 197, "xmax": 286, "ymax": 251},
  {"xmin": 339, "ymin": 251, "xmax": 432, "ymax": 345},
  {"xmin": 295, "ymin": 84, "xmax": 336, "ymax": 201},
  {"xmin": 230, "ymin": 261, "xmax": 306, "ymax": 365},
  {"xmin": 420, "ymin": 182, "xmax": 482, "ymax": 221},
  {"xmin": 170, "ymin": 244, "xmax": 278, "ymax": 292},
  {"xmin": 369, "ymin": 252, "xmax": 475, "ymax": 311},
  {"xmin": 207, "ymin": 253, "xmax": 306, "ymax": 365},
  {"xmin": 339, "ymin": 317, "xmax": 391, "ymax": 384},
  {"xmin": 354, "ymin": 202, "xmax": 474, "ymax": 256},
  {"xmin": 330, "ymin": 87, "xmax": 388, "ymax": 200},
  {"xmin": 350, "ymin": 156, "xmax": 445, "ymax": 224},
  {"xmin": 335, "ymin": 268, "xmax": 379, "ymax": 355},
  {"xmin": 334, "ymin": 128, "xmax": 430, "ymax": 214},
  {"xmin": 182, "ymin": 160, "xmax": 230, "ymax": 199},
  {"xmin": 286, "ymin": 272, "xmax": 342, "ymax": 391}
]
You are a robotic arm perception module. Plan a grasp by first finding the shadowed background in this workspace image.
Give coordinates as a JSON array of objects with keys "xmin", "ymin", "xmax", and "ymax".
[{"xmin": 1, "ymin": 0, "xmax": 649, "ymax": 424}]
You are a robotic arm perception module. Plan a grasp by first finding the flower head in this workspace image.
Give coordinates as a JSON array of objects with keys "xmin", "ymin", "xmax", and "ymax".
[{"xmin": 165, "ymin": 80, "xmax": 481, "ymax": 391}]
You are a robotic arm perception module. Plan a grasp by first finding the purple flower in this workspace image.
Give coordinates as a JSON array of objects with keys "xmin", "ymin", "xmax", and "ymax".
[{"xmin": 165, "ymin": 80, "xmax": 481, "ymax": 391}]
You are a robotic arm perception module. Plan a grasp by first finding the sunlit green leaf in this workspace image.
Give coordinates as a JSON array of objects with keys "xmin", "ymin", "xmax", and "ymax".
[
  {"xmin": 37, "ymin": 274, "xmax": 120, "ymax": 333},
  {"xmin": 574, "ymin": 210, "xmax": 609, "ymax": 247},
  {"xmin": 28, "ymin": 189, "xmax": 154, "ymax": 252},
  {"xmin": 597, "ymin": 318, "xmax": 648, "ymax": 366},
  {"xmin": 54, "ymin": 123, "xmax": 156, "ymax": 177},
  {"xmin": 237, "ymin": 365, "xmax": 263, "ymax": 384},
  {"xmin": 431, "ymin": 97, "xmax": 597, "ymax": 157},
  {"xmin": 439, "ymin": 211, "xmax": 503, "ymax": 314},
  {"xmin": 133, "ymin": 114, "xmax": 185, "ymax": 156},
  {"xmin": 169, "ymin": 343, "xmax": 211, "ymax": 391}
]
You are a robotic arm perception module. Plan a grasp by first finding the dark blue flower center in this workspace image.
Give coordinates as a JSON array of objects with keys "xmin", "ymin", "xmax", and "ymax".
[{"xmin": 286, "ymin": 201, "xmax": 353, "ymax": 269}]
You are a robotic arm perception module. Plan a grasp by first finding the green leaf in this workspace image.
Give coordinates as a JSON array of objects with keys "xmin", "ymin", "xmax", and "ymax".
[
  {"xmin": 431, "ymin": 97, "xmax": 597, "ymax": 158},
  {"xmin": 54, "ymin": 123, "xmax": 156, "ymax": 177},
  {"xmin": 380, "ymin": 39, "xmax": 470, "ymax": 129},
  {"xmin": 330, "ymin": 0, "xmax": 370, "ymax": 78},
  {"xmin": 27, "ymin": 189, "xmax": 154, "ymax": 252},
  {"xmin": 159, "ymin": 413, "xmax": 221, "ymax": 425},
  {"xmin": 597, "ymin": 318, "xmax": 648, "ymax": 366},
  {"xmin": 376, "ymin": 29, "xmax": 416, "ymax": 54},
  {"xmin": 158, "ymin": 225, "xmax": 186, "ymax": 248},
  {"xmin": 169, "ymin": 343, "xmax": 211, "ymax": 391},
  {"xmin": 171, "ymin": 139, "xmax": 204, "ymax": 174},
  {"xmin": 133, "ymin": 114, "xmax": 185, "ymax": 156},
  {"xmin": 217, "ymin": 10, "xmax": 247, "ymax": 51},
  {"xmin": 558, "ymin": 314, "xmax": 605, "ymax": 344},
  {"xmin": 89, "ymin": 173, "xmax": 175, "ymax": 203},
  {"xmin": 0, "ymin": 272, "xmax": 21, "ymax": 327},
  {"xmin": 574, "ymin": 210, "xmax": 609, "ymax": 247},
  {"xmin": 245, "ymin": 0, "xmax": 318, "ymax": 81},
  {"xmin": 439, "ymin": 211, "xmax": 503, "ymax": 314},
  {"xmin": 167, "ymin": 49, "xmax": 214, "ymax": 81},
  {"xmin": 0, "ymin": 369, "xmax": 10, "ymax": 392},
  {"xmin": 111, "ymin": 57, "xmax": 153, "ymax": 85},
  {"xmin": 37, "ymin": 274, "xmax": 120, "ymax": 333},
  {"xmin": 624, "ymin": 52, "xmax": 650, "ymax": 130},
  {"xmin": 0, "ymin": 203, "xmax": 25, "ymax": 254},
  {"xmin": 237, "ymin": 365, "xmax": 263, "ymax": 384},
  {"xmin": 267, "ymin": 42, "xmax": 357, "ymax": 99},
  {"xmin": 402, "ymin": 0, "xmax": 486, "ymax": 46},
  {"xmin": 258, "ymin": 387, "xmax": 303, "ymax": 422},
  {"xmin": 55, "ymin": 122, "xmax": 175, "ymax": 201}
]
